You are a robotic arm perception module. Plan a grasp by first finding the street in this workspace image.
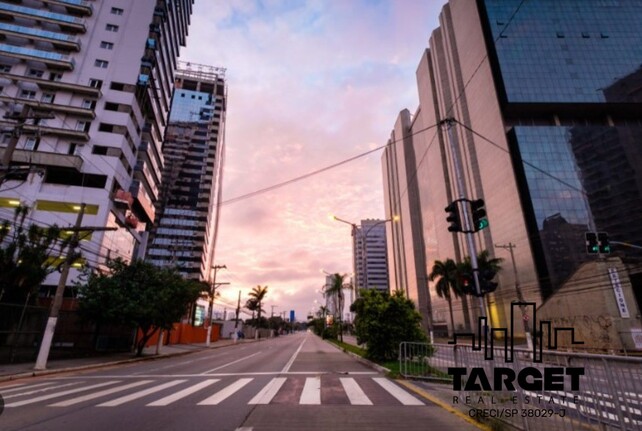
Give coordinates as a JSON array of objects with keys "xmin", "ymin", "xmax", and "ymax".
[{"xmin": 0, "ymin": 332, "xmax": 479, "ymax": 431}]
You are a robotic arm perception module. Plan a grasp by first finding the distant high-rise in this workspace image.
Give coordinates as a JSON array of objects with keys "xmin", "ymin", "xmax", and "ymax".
[
  {"xmin": 146, "ymin": 62, "xmax": 227, "ymax": 281},
  {"xmin": 383, "ymin": 0, "xmax": 642, "ymax": 336},
  {"xmin": 0, "ymin": 1, "xmax": 195, "ymax": 292},
  {"xmin": 354, "ymin": 219, "xmax": 390, "ymax": 292}
]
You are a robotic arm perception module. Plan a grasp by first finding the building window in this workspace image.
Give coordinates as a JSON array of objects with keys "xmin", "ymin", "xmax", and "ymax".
[
  {"xmin": 28, "ymin": 68, "xmax": 44, "ymax": 78},
  {"xmin": 76, "ymin": 121, "xmax": 89, "ymax": 132},
  {"xmin": 49, "ymin": 72, "xmax": 63, "ymax": 81},
  {"xmin": 89, "ymin": 79, "xmax": 103, "ymax": 89},
  {"xmin": 104, "ymin": 102, "xmax": 119, "ymax": 111},
  {"xmin": 111, "ymin": 7, "xmax": 124, "ymax": 15},
  {"xmin": 105, "ymin": 24, "xmax": 119, "ymax": 32},
  {"xmin": 41, "ymin": 93, "xmax": 55, "ymax": 103},
  {"xmin": 94, "ymin": 59, "xmax": 109, "ymax": 68},
  {"xmin": 68, "ymin": 143, "xmax": 77, "ymax": 155},
  {"xmin": 20, "ymin": 90, "xmax": 36, "ymax": 100},
  {"xmin": 100, "ymin": 41, "xmax": 114, "ymax": 50},
  {"xmin": 0, "ymin": 64, "xmax": 11, "ymax": 73},
  {"xmin": 24, "ymin": 137, "xmax": 39, "ymax": 151}
]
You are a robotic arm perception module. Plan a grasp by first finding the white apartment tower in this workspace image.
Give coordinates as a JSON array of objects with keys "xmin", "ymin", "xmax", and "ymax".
[
  {"xmin": 354, "ymin": 219, "xmax": 390, "ymax": 292},
  {"xmin": 0, "ymin": 0, "xmax": 195, "ymax": 293}
]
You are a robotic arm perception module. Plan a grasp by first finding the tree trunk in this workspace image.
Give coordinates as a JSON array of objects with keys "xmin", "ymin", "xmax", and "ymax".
[
  {"xmin": 135, "ymin": 326, "xmax": 158, "ymax": 356},
  {"xmin": 447, "ymin": 297, "xmax": 455, "ymax": 337}
]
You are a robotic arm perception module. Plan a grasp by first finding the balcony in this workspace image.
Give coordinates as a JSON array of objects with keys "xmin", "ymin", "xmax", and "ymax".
[
  {"xmin": 0, "ymin": 23, "xmax": 81, "ymax": 51},
  {"xmin": 3, "ymin": 73, "xmax": 101, "ymax": 98},
  {"xmin": 0, "ymin": 148, "xmax": 83, "ymax": 170},
  {"xmin": 0, "ymin": 120, "xmax": 89, "ymax": 141},
  {"xmin": 0, "ymin": 43, "xmax": 75, "ymax": 70},
  {"xmin": 0, "ymin": 95, "xmax": 94, "ymax": 118},
  {"xmin": 0, "ymin": 3, "xmax": 87, "ymax": 32},
  {"xmin": 40, "ymin": 0, "xmax": 93, "ymax": 16}
]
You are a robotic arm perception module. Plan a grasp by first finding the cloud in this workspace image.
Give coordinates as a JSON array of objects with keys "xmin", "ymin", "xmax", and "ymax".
[{"xmin": 183, "ymin": 0, "xmax": 446, "ymax": 320}]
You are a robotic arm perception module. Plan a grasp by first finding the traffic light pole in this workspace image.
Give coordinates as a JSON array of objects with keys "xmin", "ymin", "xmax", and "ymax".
[{"xmin": 441, "ymin": 118, "xmax": 487, "ymax": 325}]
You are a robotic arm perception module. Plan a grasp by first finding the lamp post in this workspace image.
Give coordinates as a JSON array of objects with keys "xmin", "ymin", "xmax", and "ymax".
[{"xmin": 206, "ymin": 264, "xmax": 227, "ymax": 347}]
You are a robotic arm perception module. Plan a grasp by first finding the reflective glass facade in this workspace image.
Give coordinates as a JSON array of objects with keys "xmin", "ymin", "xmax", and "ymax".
[{"xmin": 484, "ymin": 0, "xmax": 642, "ymax": 103}]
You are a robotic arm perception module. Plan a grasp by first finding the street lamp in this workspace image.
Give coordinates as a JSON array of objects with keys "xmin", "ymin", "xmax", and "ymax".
[{"xmin": 206, "ymin": 264, "xmax": 227, "ymax": 347}]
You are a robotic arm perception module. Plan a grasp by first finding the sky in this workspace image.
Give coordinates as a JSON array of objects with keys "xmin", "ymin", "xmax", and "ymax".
[{"xmin": 181, "ymin": 0, "xmax": 446, "ymax": 321}]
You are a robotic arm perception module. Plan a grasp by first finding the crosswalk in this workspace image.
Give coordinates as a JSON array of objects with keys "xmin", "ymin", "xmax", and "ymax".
[{"xmin": 1, "ymin": 376, "xmax": 425, "ymax": 409}]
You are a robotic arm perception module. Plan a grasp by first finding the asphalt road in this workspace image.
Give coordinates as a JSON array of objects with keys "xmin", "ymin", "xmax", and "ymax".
[{"xmin": 0, "ymin": 332, "xmax": 479, "ymax": 431}]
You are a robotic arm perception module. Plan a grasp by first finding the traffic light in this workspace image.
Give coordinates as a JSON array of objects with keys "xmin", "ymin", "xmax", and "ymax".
[
  {"xmin": 445, "ymin": 201, "xmax": 462, "ymax": 232},
  {"xmin": 479, "ymin": 268, "xmax": 498, "ymax": 294},
  {"xmin": 597, "ymin": 232, "xmax": 610, "ymax": 254},
  {"xmin": 458, "ymin": 271, "xmax": 475, "ymax": 295},
  {"xmin": 585, "ymin": 232, "xmax": 599, "ymax": 254},
  {"xmin": 470, "ymin": 199, "xmax": 488, "ymax": 232}
]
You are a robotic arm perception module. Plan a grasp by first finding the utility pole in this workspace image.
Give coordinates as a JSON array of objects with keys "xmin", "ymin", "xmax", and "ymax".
[
  {"xmin": 234, "ymin": 290, "xmax": 241, "ymax": 329},
  {"xmin": 206, "ymin": 264, "xmax": 226, "ymax": 347},
  {"xmin": 0, "ymin": 106, "xmax": 53, "ymax": 186},
  {"xmin": 440, "ymin": 118, "xmax": 487, "ymax": 325},
  {"xmin": 495, "ymin": 242, "xmax": 533, "ymax": 351},
  {"xmin": 34, "ymin": 204, "xmax": 117, "ymax": 370}
]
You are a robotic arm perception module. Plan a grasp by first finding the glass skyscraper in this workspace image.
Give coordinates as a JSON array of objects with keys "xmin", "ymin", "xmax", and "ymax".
[{"xmin": 383, "ymin": 0, "xmax": 642, "ymax": 345}]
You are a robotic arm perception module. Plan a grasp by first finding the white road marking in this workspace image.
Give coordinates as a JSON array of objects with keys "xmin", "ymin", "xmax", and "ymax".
[
  {"xmin": 5, "ymin": 381, "xmax": 120, "ymax": 407},
  {"xmin": 97, "ymin": 380, "xmax": 185, "ymax": 407},
  {"xmin": 52, "ymin": 371, "xmax": 377, "ymax": 378},
  {"xmin": 340, "ymin": 378, "xmax": 372, "ymax": 405},
  {"xmin": 198, "ymin": 378, "xmax": 253, "ymax": 405},
  {"xmin": 299, "ymin": 377, "xmax": 321, "ymax": 405},
  {"xmin": 50, "ymin": 380, "xmax": 153, "ymax": 407},
  {"xmin": 147, "ymin": 379, "xmax": 220, "ymax": 406},
  {"xmin": 373, "ymin": 378, "xmax": 424, "ymax": 406},
  {"xmin": 0, "ymin": 382, "xmax": 54, "ymax": 393},
  {"xmin": 282, "ymin": 336, "xmax": 307, "ymax": 373},
  {"xmin": 5, "ymin": 382, "xmax": 80, "ymax": 399},
  {"xmin": 201, "ymin": 352, "xmax": 262, "ymax": 374},
  {"xmin": 248, "ymin": 377, "xmax": 286, "ymax": 405}
]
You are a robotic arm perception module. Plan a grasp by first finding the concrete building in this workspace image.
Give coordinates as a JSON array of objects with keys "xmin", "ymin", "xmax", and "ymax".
[
  {"xmin": 0, "ymin": 0, "xmax": 195, "ymax": 292},
  {"xmin": 383, "ymin": 0, "xmax": 642, "ymax": 350},
  {"xmin": 146, "ymin": 62, "xmax": 226, "ymax": 281},
  {"xmin": 354, "ymin": 219, "xmax": 390, "ymax": 292}
]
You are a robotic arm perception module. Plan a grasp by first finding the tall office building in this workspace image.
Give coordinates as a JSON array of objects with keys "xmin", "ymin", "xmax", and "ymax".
[
  {"xmin": 0, "ymin": 1, "xmax": 194, "ymax": 291},
  {"xmin": 146, "ymin": 61, "xmax": 226, "ymax": 281},
  {"xmin": 353, "ymin": 219, "xmax": 390, "ymax": 292},
  {"xmin": 383, "ymin": 0, "xmax": 642, "ymax": 339}
]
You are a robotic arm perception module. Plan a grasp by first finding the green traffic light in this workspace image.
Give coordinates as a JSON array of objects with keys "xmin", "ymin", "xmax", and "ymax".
[{"xmin": 477, "ymin": 218, "xmax": 489, "ymax": 230}]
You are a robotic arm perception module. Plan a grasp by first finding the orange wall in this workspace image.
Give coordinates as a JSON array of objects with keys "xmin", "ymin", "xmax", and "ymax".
[{"xmin": 139, "ymin": 323, "xmax": 221, "ymax": 347}]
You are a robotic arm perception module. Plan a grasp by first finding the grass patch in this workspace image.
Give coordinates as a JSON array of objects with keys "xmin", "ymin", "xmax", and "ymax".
[{"xmin": 328, "ymin": 339, "xmax": 402, "ymax": 378}]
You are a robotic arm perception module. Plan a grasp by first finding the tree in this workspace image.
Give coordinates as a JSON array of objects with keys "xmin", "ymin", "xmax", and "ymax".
[
  {"xmin": 461, "ymin": 250, "xmax": 504, "ymax": 294},
  {"xmin": 350, "ymin": 289, "xmax": 427, "ymax": 361},
  {"xmin": 428, "ymin": 259, "xmax": 462, "ymax": 336},
  {"xmin": 245, "ymin": 297, "xmax": 259, "ymax": 321},
  {"xmin": 76, "ymin": 259, "xmax": 201, "ymax": 356},
  {"xmin": 0, "ymin": 205, "xmax": 66, "ymax": 304},
  {"xmin": 323, "ymin": 273, "xmax": 351, "ymax": 342},
  {"xmin": 248, "ymin": 285, "xmax": 268, "ymax": 328}
]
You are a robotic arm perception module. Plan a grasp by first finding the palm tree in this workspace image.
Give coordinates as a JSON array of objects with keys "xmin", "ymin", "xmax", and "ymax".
[
  {"xmin": 248, "ymin": 285, "xmax": 268, "ymax": 327},
  {"xmin": 324, "ymin": 273, "xmax": 351, "ymax": 342},
  {"xmin": 245, "ymin": 298, "xmax": 259, "ymax": 322},
  {"xmin": 428, "ymin": 259, "xmax": 461, "ymax": 337}
]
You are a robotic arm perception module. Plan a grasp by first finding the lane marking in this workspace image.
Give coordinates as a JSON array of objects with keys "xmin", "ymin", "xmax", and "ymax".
[
  {"xmin": 373, "ymin": 378, "xmax": 424, "ymax": 406},
  {"xmin": 147, "ymin": 379, "xmax": 220, "ymax": 406},
  {"xmin": 5, "ymin": 382, "xmax": 80, "ymax": 399},
  {"xmin": 248, "ymin": 377, "xmax": 286, "ymax": 405},
  {"xmin": 50, "ymin": 380, "xmax": 153, "ymax": 407},
  {"xmin": 51, "ymin": 371, "xmax": 377, "ymax": 379},
  {"xmin": 5, "ymin": 381, "xmax": 120, "ymax": 407},
  {"xmin": 340, "ymin": 378, "xmax": 372, "ymax": 405},
  {"xmin": 201, "ymin": 352, "xmax": 262, "ymax": 374},
  {"xmin": 198, "ymin": 378, "xmax": 253, "ymax": 405},
  {"xmin": 281, "ymin": 336, "xmax": 307, "ymax": 373},
  {"xmin": 299, "ymin": 377, "xmax": 321, "ymax": 405},
  {"xmin": 97, "ymin": 380, "xmax": 186, "ymax": 407},
  {"xmin": 0, "ymin": 382, "xmax": 54, "ymax": 393}
]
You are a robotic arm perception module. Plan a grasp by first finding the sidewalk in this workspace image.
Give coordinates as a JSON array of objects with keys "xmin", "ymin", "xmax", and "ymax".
[{"xmin": 0, "ymin": 338, "xmax": 256, "ymax": 382}]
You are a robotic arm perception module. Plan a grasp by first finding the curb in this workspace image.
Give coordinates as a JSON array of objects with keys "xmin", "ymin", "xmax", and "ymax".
[
  {"xmin": 320, "ymin": 337, "xmax": 391, "ymax": 374},
  {"xmin": 395, "ymin": 380, "xmax": 492, "ymax": 431},
  {"xmin": 0, "ymin": 338, "xmax": 261, "ymax": 383}
]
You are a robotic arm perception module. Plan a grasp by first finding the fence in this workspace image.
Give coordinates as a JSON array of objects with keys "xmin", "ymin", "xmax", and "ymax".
[{"xmin": 400, "ymin": 342, "xmax": 642, "ymax": 431}]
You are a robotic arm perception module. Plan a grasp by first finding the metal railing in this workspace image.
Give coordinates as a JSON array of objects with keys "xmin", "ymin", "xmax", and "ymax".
[{"xmin": 400, "ymin": 342, "xmax": 642, "ymax": 430}]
